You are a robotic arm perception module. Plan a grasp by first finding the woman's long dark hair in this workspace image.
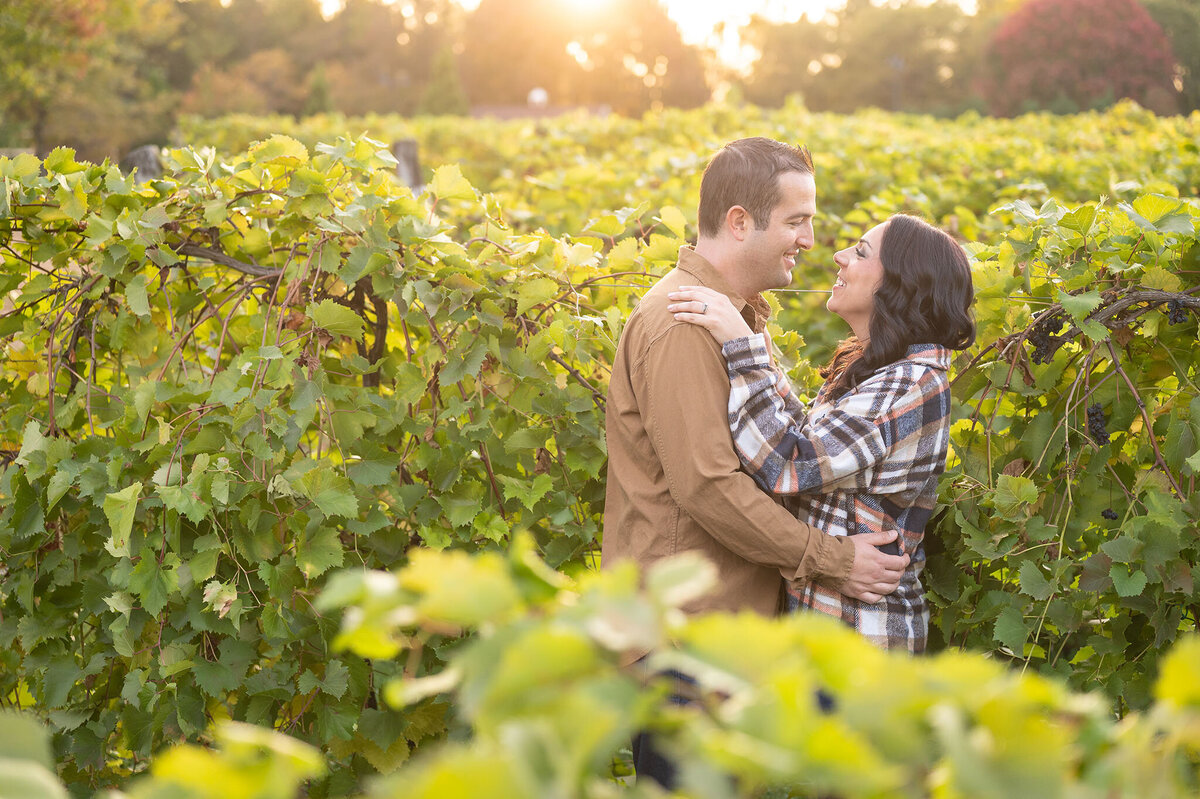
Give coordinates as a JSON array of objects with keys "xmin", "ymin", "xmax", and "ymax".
[{"xmin": 821, "ymin": 214, "xmax": 975, "ymax": 396}]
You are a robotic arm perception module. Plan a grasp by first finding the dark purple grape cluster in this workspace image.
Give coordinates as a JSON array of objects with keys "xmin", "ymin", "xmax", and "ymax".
[
  {"xmin": 1027, "ymin": 314, "xmax": 1066, "ymax": 365},
  {"xmin": 1167, "ymin": 299, "xmax": 1189, "ymax": 325},
  {"xmin": 1101, "ymin": 508, "xmax": 1119, "ymax": 521},
  {"xmin": 1086, "ymin": 403, "xmax": 1110, "ymax": 445}
]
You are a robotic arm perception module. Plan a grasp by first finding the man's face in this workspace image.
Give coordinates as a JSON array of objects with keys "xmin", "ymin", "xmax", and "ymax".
[{"xmin": 742, "ymin": 171, "xmax": 817, "ymax": 293}]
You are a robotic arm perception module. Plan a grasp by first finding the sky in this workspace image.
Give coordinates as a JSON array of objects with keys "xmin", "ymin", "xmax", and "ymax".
[
  {"xmin": 456, "ymin": 0, "xmax": 841, "ymax": 68},
  {"xmin": 321, "ymin": 0, "xmax": 978, "ymax": 71}
]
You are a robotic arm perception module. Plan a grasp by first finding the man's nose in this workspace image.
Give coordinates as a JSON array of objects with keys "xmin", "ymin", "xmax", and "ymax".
[{"xmin": 797, "ymin": 225, "xmax": 814, "ymax": 250}]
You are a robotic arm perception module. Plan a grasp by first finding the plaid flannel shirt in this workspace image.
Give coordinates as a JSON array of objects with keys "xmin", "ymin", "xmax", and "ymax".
[{"xmin": 722, "ymin": 335, "xmax": 953, "ymax": 653}]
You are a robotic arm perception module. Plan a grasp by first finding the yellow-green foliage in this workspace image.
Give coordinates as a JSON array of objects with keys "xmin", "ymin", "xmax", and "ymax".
[{"xmin": 7, "ymin": 544, "xmax": 1200, "ymax": 798}]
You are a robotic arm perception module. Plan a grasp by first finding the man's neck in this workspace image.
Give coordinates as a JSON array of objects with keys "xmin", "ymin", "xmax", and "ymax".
[{"xmin": 693, "ymin": 238, "xmax": 757, "ymax": 301}]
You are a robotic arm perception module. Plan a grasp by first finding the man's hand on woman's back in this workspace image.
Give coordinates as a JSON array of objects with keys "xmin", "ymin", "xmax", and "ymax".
[{"xmin": 842, "ymin": 530, "xmax": 909, "ymax": 603}]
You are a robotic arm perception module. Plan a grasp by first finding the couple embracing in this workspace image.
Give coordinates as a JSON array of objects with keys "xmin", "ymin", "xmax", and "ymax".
[{"xmin": 600, "ymin": 137, "xmax": 976, "ymax": 785}]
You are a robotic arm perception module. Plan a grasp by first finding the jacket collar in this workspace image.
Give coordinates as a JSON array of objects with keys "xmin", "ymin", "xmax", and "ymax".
[
  {"xmin": 677, "ymin": 246, "xmax": 772, "ymax": 331},
  {"xmin": 903, "ymin": 343, "xmax": 952, "ymax": 371}
]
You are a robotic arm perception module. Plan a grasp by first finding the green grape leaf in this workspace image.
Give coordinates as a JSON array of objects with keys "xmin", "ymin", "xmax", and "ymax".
[
  {"xmin": 193, "ymin": 659, "xmax": 238, "ymax": 698},
  {"xmin": 991, "ymin": 475, "xmax": 1038, "ymax": 518},
  {"xmin": 401, "ymin": 549, "xmax": 522, "ymax": 627},
  {"xmin": 1141, "ymin": 265, "xmax": 1183, "ymax": 292},
  {"xmin": 298, "ymin": 467, "xmax": 359, "ymax": 519},
  {"xmin": 993, "ymin": 606, "xmax": 1029, "ymax": 652},
  {"xmin": 1055, "ymin": 288, "xmax": 1102, "ymax": 325},
  {"xmin": 125, "ymin": 275, "xmax": 151, "ymax": 318},
  {"xmin": 429, "ymin": 164, "xmax": 475, "ymax": 201},
  {"xmin": 102, "ymin": 482, "xmax": 142, "ymax": 558},
  {"xmin": 440, "ymin": 495, "xmax": 480, "ymax": 529},
  {"xmin": 299, "ymin": 660, "xmax": 349, "ymax": 700},
  {"xmin": 249, "ymin": 134, "xmax": 308, "ymax": 164},
  {"xmin": 584, "ymin": 214, "xmax": 623, "ymax": 237},
  {"xmin": 298, "ymin": 527, "xmax": 344, "ymax": 579},
  {"xmin": 1017, "ymin": 561, "xmax": 1054, "ymax": 600},
  {"xmin": 0, "ymin": 755, "xmax": 68, "ymax": 799},
  {"xmin": 0, "ymin": 711, "xmax": 56, "ymax": 768},
  {"xmin": 516, "ymin": 277, "xmax": 560, "ymax": 316},
  {"xmin": 1109, "ymin": 564, "xmax": 1148, "ymax": 597},
  {"xmin": 1100, "ymin": 536, "xmax": 1140, "ymax": 564},
  {"xmin": 189, "ymin": 548, "xmax": 221, "ymax": 583},
  {"xmin": 498, "ymin": 473, "xmax": 554, "ymax": 511},
  {"xmin": 15, "ymin": 421, "xmax": 48, "ymax": 470},
  {"xmin": 439, "ymin": 336, "xmax": 489, "ymax": 386},
  {"xmin": 128, "ymin": 553, "xmax": 179, "ymax": 616},
  {"xmin": 307, "ymin": 299, "xmax": 365, "ymax": 342},
  {"xmin": 156, "ymin": 483, "xmax": 211, "ymax": 524},
  {"xmin": 655, "ymin": 205, "xmax": 688, "ymax": 238},
  {"xmin": 347, "ymin": 457, "xmax": 400, "ymax": 488},
  {"xmin": 42, "ymin": 660, "xmax": 81, "ymax": 708},
  {"xmin": 1059, "ymin": 204, "xmax": 1096, "ymax": 236},
  {"xmin": 1131, "ymin": 194, "xmax": 1184, "ymax": 227},
  {"xmin": 1079, "ymin": 320, "xmax": 1110, "ymax": 342}
]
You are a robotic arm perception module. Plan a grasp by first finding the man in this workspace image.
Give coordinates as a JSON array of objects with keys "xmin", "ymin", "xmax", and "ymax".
[{"xmin": 601, "ymin": 137, "xmax": 909, "ymax": 787}]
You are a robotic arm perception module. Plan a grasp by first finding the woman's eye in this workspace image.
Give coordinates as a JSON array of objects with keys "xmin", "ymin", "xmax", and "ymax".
[{"xmin": 854, "ymin": 248, "xmax": 866, "ymax": 258}]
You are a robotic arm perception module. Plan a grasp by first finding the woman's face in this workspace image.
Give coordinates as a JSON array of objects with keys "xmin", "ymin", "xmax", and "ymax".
[{"xmin": 827, "ymin": 220, "xmax": 888, "ymax": 340}]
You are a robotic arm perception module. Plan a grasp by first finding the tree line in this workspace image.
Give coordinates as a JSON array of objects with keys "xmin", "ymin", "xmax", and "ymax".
[{"xmin": 1, "ymin": 0, "xmax": 1196, "ymax": 162}]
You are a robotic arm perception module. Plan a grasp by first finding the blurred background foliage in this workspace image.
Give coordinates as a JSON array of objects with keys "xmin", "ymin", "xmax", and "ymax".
[{"xmin": 1, "ymin": 0, "xmax": 1197, "ymax": 161}]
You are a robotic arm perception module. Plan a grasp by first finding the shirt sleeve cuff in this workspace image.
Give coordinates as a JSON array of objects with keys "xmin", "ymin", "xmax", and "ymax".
[
  {"xmin": 722, "ymin": 333, "xmax": 770, "ymax": 372},
  {"xmin": 782, "ymin": 530, "xmax": 855, "ymax": 587}
]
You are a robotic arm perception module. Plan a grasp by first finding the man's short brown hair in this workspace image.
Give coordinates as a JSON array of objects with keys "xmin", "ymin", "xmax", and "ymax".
[{"xmin": 697, "ymin": 137, "xmax": 814, "ymax": 238}]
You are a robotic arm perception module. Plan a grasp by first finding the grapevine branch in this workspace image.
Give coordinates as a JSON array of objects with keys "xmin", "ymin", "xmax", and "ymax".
[
  {"xmin": 1058, "ymin": 289, "xmax": 1200, "ymax": 338},
  {"xmin": 174, "ymin": 242, "xmax": 282, "ymax": 278},
  {"xmin": 548, "ymin": 352, "xmax": 606, "ymax": 409},
  {"xmin": 1105, "ymin": 340, "xmax": 1183, "ymax": 498},
  {"xmin": 419, "ymin": 306, "xmax": 509, "ymax": 520}
]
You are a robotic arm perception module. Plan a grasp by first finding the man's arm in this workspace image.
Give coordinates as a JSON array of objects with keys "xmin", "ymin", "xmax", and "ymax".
[{"xmin": 638, "ymin": 323, "xmax": 907, "ymax": 595}]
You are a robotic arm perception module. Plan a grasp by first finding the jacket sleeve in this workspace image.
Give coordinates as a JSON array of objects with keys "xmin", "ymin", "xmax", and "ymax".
[
  {"xmin": 723, "ymin": 334, "xmax": 946, "ymax": 497},
  {"xmin": 637, "ymin": 323, "xmax": 855, "ymax": 584}
]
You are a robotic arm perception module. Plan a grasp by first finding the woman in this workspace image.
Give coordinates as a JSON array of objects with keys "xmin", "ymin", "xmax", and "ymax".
[{"xmin": 666, "ymin": 214, "xmax": 975, "ymax": 653}]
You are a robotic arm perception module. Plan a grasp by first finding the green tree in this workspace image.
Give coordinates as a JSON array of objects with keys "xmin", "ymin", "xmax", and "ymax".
[
  {"xmin": 1144, "ymin": 0, "xmax": 1200, "ymax": 112},
  {"xmin": 459, "ymin": 0, "xmax": 576, "ymax": 107},
  {"xmin": 742, "ymin": 13, "xmax": 830, "ymax": 109},
  {"xmin": 0, "ymin": 0, "xmax": 186, "ymax": 161},
  {"xmin": 576, "ymin": 0, "xmax": 710, "ymax": 113},
  {"xmin": 0, "ymin": 0, "xmax": 120, "ymax": 153},
  {"xmin": 181, "ymin": 48, "xmax": 306, "ymax": 117},
  {"xmin": 416, "ymin": 47, "xmax": 470, "ymax": 116},
  {"xmin": 315, "ymin": 0, "xmax": 459, "ymax": 115},
  {"xmin": 744, "ymin": 1, "xmax": 981, "ymax": 114},
  {"xmin": 303, "ymin": 62, "xmax": 335, "ymax": 116}
]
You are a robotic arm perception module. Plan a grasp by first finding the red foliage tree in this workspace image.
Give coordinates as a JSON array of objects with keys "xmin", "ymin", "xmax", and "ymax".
[{"xmin": 980, "ymin": 0, "xmax": 1178, "ymax": 116}]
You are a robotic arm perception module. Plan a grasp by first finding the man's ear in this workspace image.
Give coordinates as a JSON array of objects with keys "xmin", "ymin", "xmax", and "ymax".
[{"xmin": 726, "ymin": 206, "xmax": 753, "ymax": 241}]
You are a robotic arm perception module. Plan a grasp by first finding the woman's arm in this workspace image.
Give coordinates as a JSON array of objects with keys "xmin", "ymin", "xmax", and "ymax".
[
  {"xmin": 667, "ymin": 283, "xmax": 950, "ymax": 498},
  {"xmin": 667, "ymin": 285, "xmax": 809, "ymax": 432},
  {"xmin": 724, "ymin": 335, "xmax": 949, "ymax": 496}
]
